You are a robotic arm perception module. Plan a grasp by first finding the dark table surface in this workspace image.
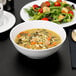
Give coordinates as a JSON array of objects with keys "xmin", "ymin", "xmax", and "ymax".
[{"xmin": 0, "ymin": 0, "xmax": 76, "ymax": 76}]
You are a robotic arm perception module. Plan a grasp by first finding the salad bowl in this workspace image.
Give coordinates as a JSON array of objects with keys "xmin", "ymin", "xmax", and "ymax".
[{"xmin": 20, "ymin": 0, "xmax": 76, "ymax": 27}]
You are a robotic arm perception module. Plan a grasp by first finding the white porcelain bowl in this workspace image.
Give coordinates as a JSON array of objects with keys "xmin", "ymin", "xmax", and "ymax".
[
  {"xmin": 20, "ymin": 0, "xmax": 76, "ymax": 27},
  {"xmin": 10, "ymin": 21, "xmax": 66, "ymax": 59}
]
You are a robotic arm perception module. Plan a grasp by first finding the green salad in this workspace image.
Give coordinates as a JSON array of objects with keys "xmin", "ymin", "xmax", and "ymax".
[{"xmin": 24, "ymin": 0, "xmax": 75, "ymax": 24}]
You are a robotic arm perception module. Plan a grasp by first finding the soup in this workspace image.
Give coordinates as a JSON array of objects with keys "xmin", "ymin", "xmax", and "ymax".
[{"xmin": 15, "ymin": 29, "xmax": 61, "ymax": 50}]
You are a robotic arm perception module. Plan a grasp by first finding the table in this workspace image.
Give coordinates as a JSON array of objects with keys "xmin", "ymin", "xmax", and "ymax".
[{"xmin": 0, "ymin": 0, "xmax": 76, "ymax": 76}]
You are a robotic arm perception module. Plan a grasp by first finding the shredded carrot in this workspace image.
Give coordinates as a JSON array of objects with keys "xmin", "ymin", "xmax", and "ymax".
[
  {"xmin": 49, "ymin": 33, "xmax": 51, "ymax": 35},
  {"xmin": 48, "ymin": 37, "xmax": 51, "ymax": 41},
  {"xmin": 27, "ymin": 45, "xmax": 30, "ymax": 48},
  {"xmin": 31, "ymin": 42, "xmax": 36, "ymax": 45},
  {"xmin": 24, "ymin": 31, "xmax": 28, "ymax": 33},
  {"xmin": 52, "ymin": 42, "xmax": 57, "ymax": 46},
  {"xmin": 20, "ymin": 32, "xmax": 24, "ymax": 34},
  {"xmin": 28, "ymin": 34, "xmax": 31, "ymax": 36},
  {"xmin": 48, "ymin": 44, "xmax": 54, "ymax": 47},
  {"xmin": 48, "ymin": 44, "xmax": 53, "ymax": 46},
  {"xmin": 17, "ymin": 34, "xmax": 21, "ymax": 38},
  {"xmin": 20, "ymin": 31, "xmax": 28, "ymax": 34},
  {"xmin": 49, "ymin": 42, "xmax": 57, "ymax": 47},
  {"xmin": 39, "ymin": 42, "xmax": 43, "ymax": 44}
]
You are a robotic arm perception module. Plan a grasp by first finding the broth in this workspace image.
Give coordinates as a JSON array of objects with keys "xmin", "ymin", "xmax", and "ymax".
[{"xmin": 15, "ymin": 29, "xmax": 61, "ymax": 50}]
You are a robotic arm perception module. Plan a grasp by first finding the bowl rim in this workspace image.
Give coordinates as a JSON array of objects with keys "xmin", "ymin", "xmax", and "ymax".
[{"xmin": 10, "ymin": 20, "xmax": 66, "ymax": 51}]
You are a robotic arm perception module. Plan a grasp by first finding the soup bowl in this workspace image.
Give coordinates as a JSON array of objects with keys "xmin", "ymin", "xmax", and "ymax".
[{"xmin": 10, "ymin": 20, "xmax": 66, "ymax": 59}]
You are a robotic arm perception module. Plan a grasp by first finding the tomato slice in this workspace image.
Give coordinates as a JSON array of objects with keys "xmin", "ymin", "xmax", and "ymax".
[
  {"xmin": 45, "ymin": 1, "xmax": 50, "ymax": 7},
  {"xmin": 38, "ymin": 8, "xmax": 43, "ymax": 13},
  {"xmin": 33, "ymin": 4, "xmax": 39, "ymax": 9},
  {"xmin": 41, "ymin": 18, "xmax": 49, "ymax": 21},
  {"xmin": 68, "ymin": 11, "xmax": 74, "ymax": 15},
  {"xmin": 54, "ymin": 2, "xmax": 61, "ymax": 6}
]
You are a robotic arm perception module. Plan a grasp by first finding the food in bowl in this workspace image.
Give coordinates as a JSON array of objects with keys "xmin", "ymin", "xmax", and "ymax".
[
  {"xmin": 15, "ymin": 29, "xmax": 61, "ymax": 50},
  {"xmin": 24, "ymin": 0, "xmax": 75, "ymax": 24},
  {"xmin": 10, "ymin": 21, "xmax": 66, "ymax": 59}
]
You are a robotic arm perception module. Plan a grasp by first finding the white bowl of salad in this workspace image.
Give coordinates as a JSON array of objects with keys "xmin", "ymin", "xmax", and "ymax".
[
  {"xmin": 10, "ymin": 21, "xmax": 66, "ymax": 59},
  {"xmin": 20, "ymin": 0, "xmax": 76, "ymax": 27}
]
